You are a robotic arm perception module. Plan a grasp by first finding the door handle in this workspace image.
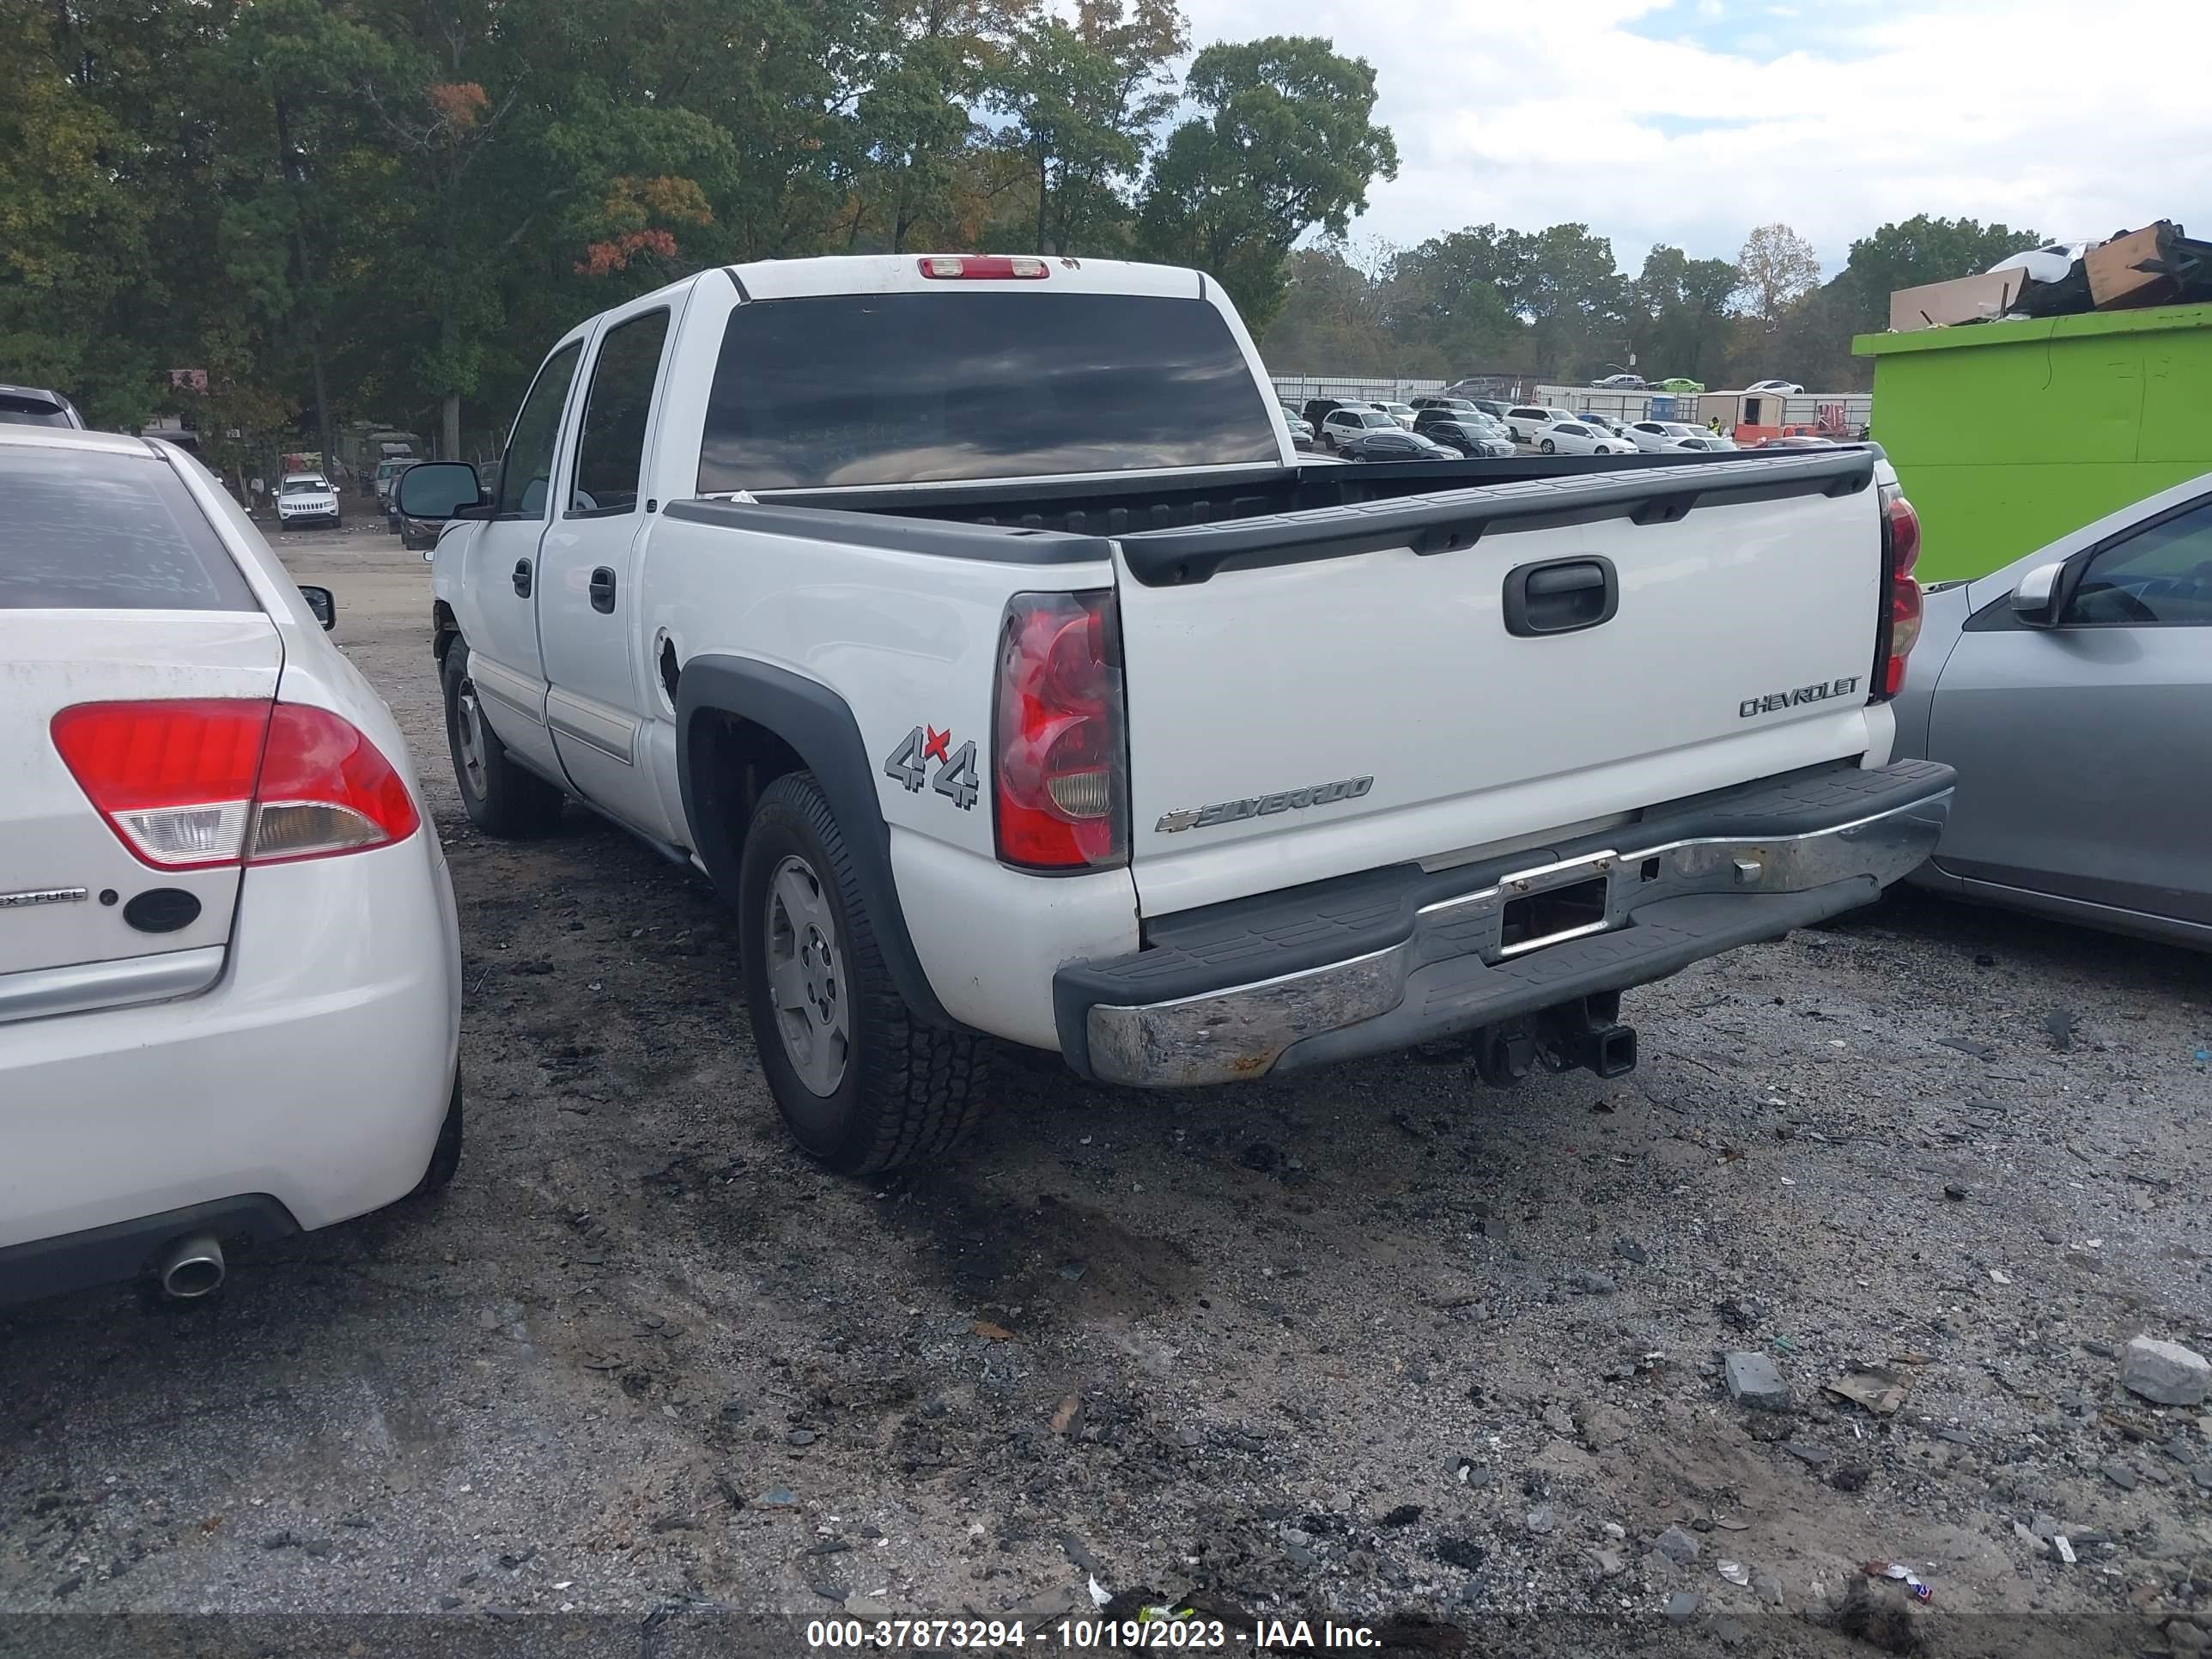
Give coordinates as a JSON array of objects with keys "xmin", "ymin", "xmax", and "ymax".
[
  {"xmin": 511, "ymin": 559, "xmax": 532, "ymax": 598},
  {"xmin": 1502, "ymin": 556, "xmax": 1618, "ymax": 636},
  {"xmin": 589, "ymin": 567, "xmax": 617, "ymax": 613}
]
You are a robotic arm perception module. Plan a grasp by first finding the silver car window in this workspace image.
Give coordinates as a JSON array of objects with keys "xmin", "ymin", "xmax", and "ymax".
[{"xmin": 2063, "ymin": 501, "xmax": 2212, "ymax": 627}]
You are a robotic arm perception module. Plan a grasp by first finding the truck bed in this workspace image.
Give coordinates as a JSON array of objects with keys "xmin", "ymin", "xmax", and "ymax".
[{"xmin": 676, "ymin": 447, "xmax": 1881, "ymax": 586}]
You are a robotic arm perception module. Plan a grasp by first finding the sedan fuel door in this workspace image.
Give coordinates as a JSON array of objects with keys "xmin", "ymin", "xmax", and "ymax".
[{"xmin": 1928, "ymin": 492, "xmax": 2212, "ymax": 926}]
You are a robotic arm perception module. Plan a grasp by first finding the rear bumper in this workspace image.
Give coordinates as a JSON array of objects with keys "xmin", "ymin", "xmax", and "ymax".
[
  {"xmin": 1059, "ymin": 759, "xmax": 1953, "ymax": 1087},
  {"xmin": 0, "ymin": 1195, "xmax": 298, "ymax": 1308},
  {"xmin": 0, "ymin": 831, "xmax": 461, "ymax": 1276}
]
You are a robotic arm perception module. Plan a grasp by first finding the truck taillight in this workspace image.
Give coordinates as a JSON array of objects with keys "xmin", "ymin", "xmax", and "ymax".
[
  {"xmin": 1874, "ymin": 484, "xmax": 1923, "ymax": 700},
  {"xmin": 52, "ymin": 699, "xmax": 419, "ymax": 869},
  {"xmin": 994, "ymin": 591, "xmax": 1127, "ymax": 872},
  {"xmin": 918, "ymin": 254, "xmax": 1048, "ymax": 280}
]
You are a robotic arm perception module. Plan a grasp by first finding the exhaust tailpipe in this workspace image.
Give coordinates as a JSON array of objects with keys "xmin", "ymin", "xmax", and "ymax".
[{"xmin": 156, "ymin": 1233, "xmax": 225, "ymax": 1299}]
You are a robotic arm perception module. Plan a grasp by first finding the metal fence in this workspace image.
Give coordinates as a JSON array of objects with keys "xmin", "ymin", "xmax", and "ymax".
[
  {"xmin": 1267, "ymin": 374, "xmax": 1450, "ymax": 405},
  {"xmin": 1269, "ymin": 374, "xmax": 1873, "ymax": 432}
]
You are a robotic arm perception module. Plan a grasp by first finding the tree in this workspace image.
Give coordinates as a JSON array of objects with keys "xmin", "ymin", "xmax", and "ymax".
[
  {"xmin": 1736, "ymin": 222, "xmax": 1821, "ymax": 325},
  {"xmin": 993, "ymin": 0, "xmax": 1184, "ymax": 255},
  {"xmin": 1511, "ymin": 223, "xmax": 1626, "ymax": 377},
  {"xmin": 1838, "ymin": 214, "xmax": 2042, "ymax": 313},
  {"xmin": 1377, "ymin": 227, "xmax": 1528, "ymax": 373},
  {"xmin": 1627, "ymin": 245, "xmax": 1740, "ymax": 384},
  {"xmin": 1133, "ymin": 35, "xmax": 1395, "ymax": 331}
]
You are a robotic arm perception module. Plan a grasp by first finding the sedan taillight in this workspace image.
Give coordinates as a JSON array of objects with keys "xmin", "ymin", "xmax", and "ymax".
[{"xmin": 51, "ymin": 698, "xmax": 420, "ymax": 868}]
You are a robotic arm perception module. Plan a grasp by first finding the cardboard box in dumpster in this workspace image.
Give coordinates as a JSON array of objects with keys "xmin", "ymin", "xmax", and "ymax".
[{"xmin": 1888, "ymin": 270, "xmax": 2026, "ymax": 332}]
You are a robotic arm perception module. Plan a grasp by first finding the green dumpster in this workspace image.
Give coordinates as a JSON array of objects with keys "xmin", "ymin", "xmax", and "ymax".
[{"xmin": 1853, "ymin": 302, "xmax": 2212, "ymax": 582}]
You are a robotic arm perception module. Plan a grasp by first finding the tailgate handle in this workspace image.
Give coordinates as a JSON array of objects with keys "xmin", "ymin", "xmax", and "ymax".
[
  {"xmin": 589, "ymin": 567, "xmax": 617, "ymax": 612},
  {"xmin": 1504, "ymin": 556, "xmax": 1617, "ymax": 637}
]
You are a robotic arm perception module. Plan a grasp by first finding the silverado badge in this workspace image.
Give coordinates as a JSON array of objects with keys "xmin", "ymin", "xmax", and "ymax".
[{"xmin": 1155, "ymin": 775, "xmax": 1373, "ymax": 835}]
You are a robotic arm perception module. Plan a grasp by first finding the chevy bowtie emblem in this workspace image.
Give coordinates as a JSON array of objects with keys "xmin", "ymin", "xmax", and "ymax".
[{"xmin": 0, "ymin": 886, "xmax": 88, "ymax": 909}]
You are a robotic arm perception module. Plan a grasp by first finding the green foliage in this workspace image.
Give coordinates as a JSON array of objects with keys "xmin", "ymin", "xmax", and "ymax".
[{"xmin": 1134, "ymin": 36, "xmax": 1395, "ymax": 330}]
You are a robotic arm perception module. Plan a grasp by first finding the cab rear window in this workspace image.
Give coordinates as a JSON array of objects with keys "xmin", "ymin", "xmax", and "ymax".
[
  {"xmin": 698, "ymin": 290, "xmax": 1279, "ymax": 491},
  {"xmin": 0, "ymin": 447, "xmax": 255, "ymax": 611}
]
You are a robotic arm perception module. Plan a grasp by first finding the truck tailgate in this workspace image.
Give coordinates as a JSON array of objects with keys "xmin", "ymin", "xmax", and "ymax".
[{"xmin": 1112, "ymin": 450, "xmax": 1890, "ymax": 917}]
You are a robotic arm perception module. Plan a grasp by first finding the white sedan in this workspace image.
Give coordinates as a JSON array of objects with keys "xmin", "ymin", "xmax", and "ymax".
[
  {"xmin": 1, "ymin": 426, "xmax": 463, "ymax": 1305},
  {"xmin": 1627, "ymin": 419, "xmax": 1713, "ymax": 453},
  {"xmin": 275, "ymin": 471, "xmax": 342, "ymax": 528},
  {"xmin": 1534, "ymin": 420, "xmax": 1636, "ymax": 456},
  {"xmin": 1745, "ymin": 379, "xmax": 1804, "ymax": 395},
  {"xmin": 1377, "ymin": 400, "xmax": 1419, "ymax": 430}
]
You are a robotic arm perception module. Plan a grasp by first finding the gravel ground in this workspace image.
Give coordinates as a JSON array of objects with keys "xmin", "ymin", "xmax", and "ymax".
[{"xmin": 3, "ymin": 520, "xmax": 2209, "ymax": 1659}]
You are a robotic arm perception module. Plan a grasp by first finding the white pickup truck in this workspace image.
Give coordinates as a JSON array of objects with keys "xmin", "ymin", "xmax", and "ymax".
[{"xmin": 409, "ymin": 253, "xmax": 1952, "ymax": 1173}]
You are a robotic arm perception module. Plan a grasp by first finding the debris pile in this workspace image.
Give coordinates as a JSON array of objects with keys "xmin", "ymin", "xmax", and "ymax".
[{"xmin": 1889, "ymin": 220, "xmax": 2212, "ymax": 332}]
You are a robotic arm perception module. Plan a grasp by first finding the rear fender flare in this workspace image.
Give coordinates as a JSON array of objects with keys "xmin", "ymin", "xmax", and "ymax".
[{"xmin": 675, "ymin": 655, "xmax": 954, "ymax": 1029}]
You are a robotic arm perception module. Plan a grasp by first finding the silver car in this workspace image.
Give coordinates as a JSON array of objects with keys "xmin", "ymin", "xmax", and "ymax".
[{"xmin": 1892, "ymin": 472, "xmax": 2212, "ymax": 947}]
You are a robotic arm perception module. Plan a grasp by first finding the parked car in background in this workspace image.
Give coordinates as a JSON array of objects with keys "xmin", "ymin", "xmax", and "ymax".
[
  {"xmin": 1275, "ymin": 404, "xmax": 1316, "ymax": 451},
  {"xmin": 1377, "ymin": 400, "xmax": 1419, "ymax": 430},
  {"xmin": 1413, "ymin": 410, "xmax": 1514, "ymax": 458},
  {"xmin": 1535, "ymin": 420, "xmax": 1635, "ymax": 456},
  {"xmin": 374, "ymin": 455, "xmax": 415, "ymax": 507},
  {"xmin": 1746, "ymin": 379, "xmax": 1805, "ymax": 395},
  {"xmin": 1578, "ymin": 412, "xmax": 1632, "ymax": 439},
  {"xmin": 1627, "ymin": 419, "xmax": 1702, "ymax": 452},
  {"xmin": 1758, "ymin": 435, "xmax": 1837, "ymax": 450},
  {"xmin": 1504, "ymin": 405, "xmax": 1577, "ymax": 442},
  {"xmin": 1591, "ymin": 374, "xmax": 1646, "ymax": 389},
  {"xmin": 1318, "ymin": 406, "xmax": 1401, "ymax": 451},
  {"xmin": 276, "ymin": 471, "xmax": 342, "ymax": 528},
  {"xmin": 409, "ymin": 252, "xmax": 1945, "ymax": 1173},
  {"xmin": 1337, "ymin": 428, "xmax": 1457, "ymax": 463},
  {"xmin": 1301, "ymin": 397, "xmax": 1376, "ymax": 433},
  {"xmin": 0, "ymin": 385, "xmax": 86, "ymax": 428},
  {"xmin": 1652, "ymin": 378, "xmax": 1705, "ymax": 393},
  {"xmin": 1892, "ymin": 473, "xmax": 2212, "ymax": 949},
  {"xmin": 1409, "ymin": 396, "xmax": 1480, "ymax": 416},
  {"xmin": 0, "ymin": 425, "xmax": 463, "ymax": 1305}
]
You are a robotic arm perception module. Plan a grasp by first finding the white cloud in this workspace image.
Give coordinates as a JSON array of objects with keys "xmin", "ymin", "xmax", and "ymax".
[{"xmin": 1176, "ymin": 0, "xmax": 2212, "ymax": 278}]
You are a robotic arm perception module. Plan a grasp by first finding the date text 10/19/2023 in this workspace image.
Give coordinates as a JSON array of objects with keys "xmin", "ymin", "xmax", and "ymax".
[{"xmin": 805, "ymin": 1618, "xmax": 1384, "ymax": 1650}]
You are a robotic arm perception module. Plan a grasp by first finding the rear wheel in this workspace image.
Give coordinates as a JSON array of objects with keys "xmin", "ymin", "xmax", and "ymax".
[
  {"xmin": 738, "ymin": 772, "xmax": 990, "ymax": 1174},
  {"xmin": 410, "ymin": 1071, "xmax": 464, "ymax": 1196},
  {"xmin": 442, "ymin": 640, "xmax": 564, "ymax": 836}
]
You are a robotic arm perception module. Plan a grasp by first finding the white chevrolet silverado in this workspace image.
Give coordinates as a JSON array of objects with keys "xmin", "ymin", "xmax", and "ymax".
[{"xmin": 410, "ymin": 253, "xmax": 1951, "ymax": 1173}]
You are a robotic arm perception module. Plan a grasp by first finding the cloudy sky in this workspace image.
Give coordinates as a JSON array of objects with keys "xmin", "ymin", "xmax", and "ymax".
[{"xmin": 1176, "ymin": 0, "xmax": 2211, "ymax": 278}]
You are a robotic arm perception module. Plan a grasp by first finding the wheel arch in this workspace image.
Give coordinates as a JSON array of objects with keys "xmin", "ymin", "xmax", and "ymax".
[{"xmin": 676, "ymin": 655, "xmax": 955, "ymax": 1030}]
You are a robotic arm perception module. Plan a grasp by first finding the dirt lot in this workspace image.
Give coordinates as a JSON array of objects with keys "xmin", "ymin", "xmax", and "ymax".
[{"xmin": 3, "ymin": 520, "xmax": 2209, "ymax": 1657}]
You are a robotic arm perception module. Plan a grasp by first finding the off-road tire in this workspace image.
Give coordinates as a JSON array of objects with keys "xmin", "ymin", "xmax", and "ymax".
[
  {"xmin": 442, "ymin": 640, "xmax": 565, "ymax": 836},
  {"xmin": 739, "ymin": 772, "xmax": 991, "ymax": 1174}
]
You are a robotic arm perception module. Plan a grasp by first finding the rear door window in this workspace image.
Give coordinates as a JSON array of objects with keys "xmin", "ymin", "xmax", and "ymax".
[
  {"xmin": 697, "ymin": 291, "xmax": 1279, "ymax": 491},
  {"xmin": 0, "ymin": 447, "xmax": 254, "ymax": 611},
  {"xmin": 570, "ymin": 308, "xmax": 670, "ymax": 516}
]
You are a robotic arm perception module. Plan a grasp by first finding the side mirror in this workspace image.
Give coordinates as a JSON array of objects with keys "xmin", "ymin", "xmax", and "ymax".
[
  {"xmin": 2010, "ymin": 561, "xmax": 2065, "ymax": 626},
  {"xmin": 396, "ymin": 461, "xmax": 485, "ymax": 520},
  {"xmin": 298, "ymin": 584, "xmax": 336, "ymax": 630}
]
